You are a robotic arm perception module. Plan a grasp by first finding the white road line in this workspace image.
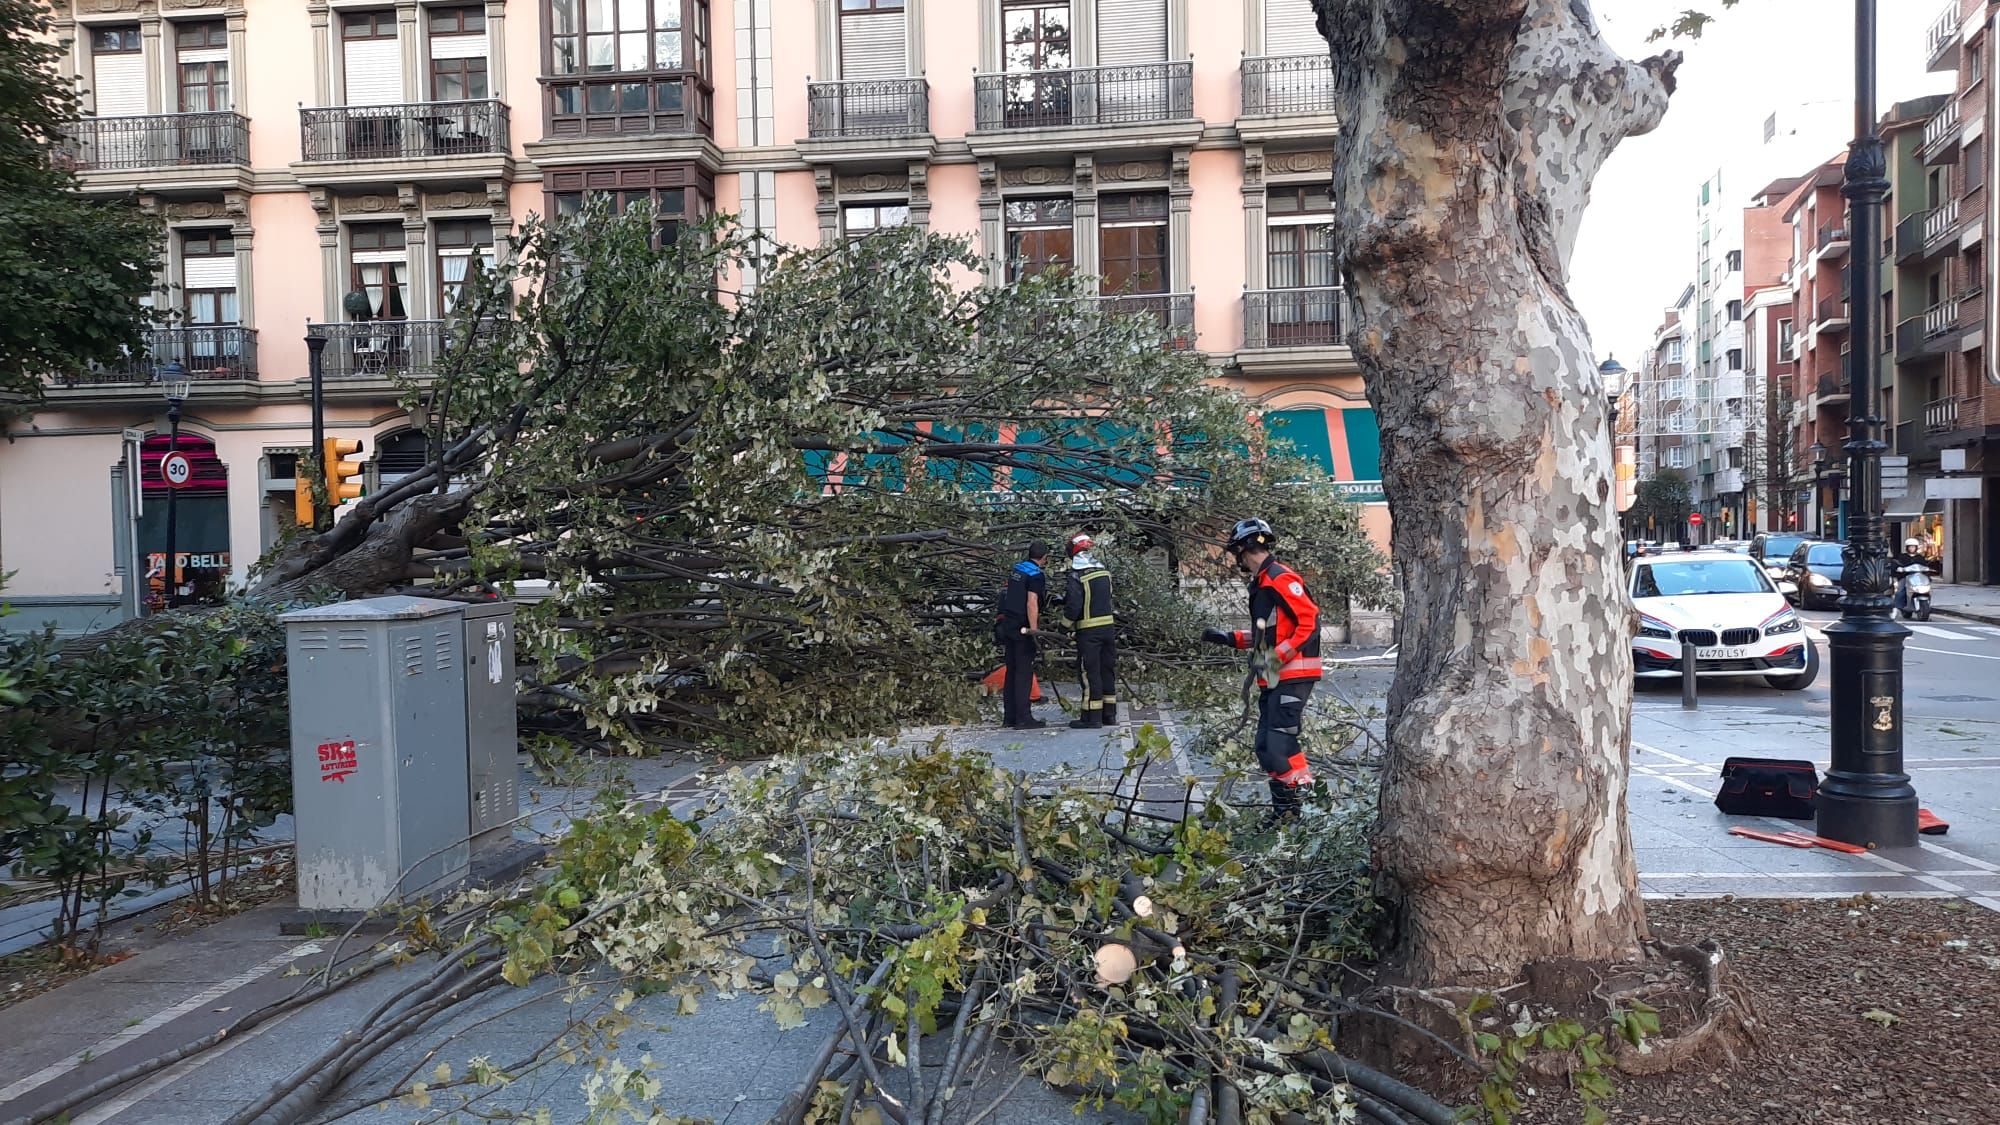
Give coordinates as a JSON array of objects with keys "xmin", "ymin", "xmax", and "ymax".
[
  {"xmin": 1640, "ymin": 869, "xmax": 1990, "ymax": 879},
  {"xmin": 0, "ymin": 941, "xmax": 320, "ymax": 1107},
  {"xmin": 1908, "ymin": 624, "xmax": 1980, "ymax": 641},
  {"xmin": 1643, "ymin": 890, "xmax": 1960, "ymax": 901},
  {"xmin": 69, "ymin": 1011, "xmax": 292, "ymax": 1125},
  {"xmin": 1910, "ymin": 645, "xmax": 2000, "ymax": 661}
]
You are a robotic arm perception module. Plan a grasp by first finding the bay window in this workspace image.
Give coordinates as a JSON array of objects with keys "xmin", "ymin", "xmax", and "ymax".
[{"xmin": 547, "ymin": 0, "xmax": 711, "ymax": 135}]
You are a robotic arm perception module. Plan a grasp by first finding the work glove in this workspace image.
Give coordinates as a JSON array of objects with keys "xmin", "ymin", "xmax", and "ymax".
[{"xmin": 1201, "ymin": 627, "xmax": 1234, "ymax": 647}]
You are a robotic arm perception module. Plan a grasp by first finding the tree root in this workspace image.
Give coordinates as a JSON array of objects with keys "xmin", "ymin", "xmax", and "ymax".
[{"xmin": 1351, "ymin": 939, "xmax": 1759, "ymax": 1096}]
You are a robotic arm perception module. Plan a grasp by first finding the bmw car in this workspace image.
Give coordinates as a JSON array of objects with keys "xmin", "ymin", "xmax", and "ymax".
[{"xmin": 1630, "ymin": 551, "xmax": 1818, "ymax": 691}]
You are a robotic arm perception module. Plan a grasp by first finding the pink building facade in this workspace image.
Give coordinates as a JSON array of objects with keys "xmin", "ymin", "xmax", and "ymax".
[{"xmin": 2, "ymin": 0, "xmax": 1379, "ymax": 632}]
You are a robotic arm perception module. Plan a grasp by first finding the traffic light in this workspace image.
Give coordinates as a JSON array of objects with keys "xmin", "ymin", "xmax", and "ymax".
[
  {"xmin": 293, "ymin": 471, "xmax": 314, "ymax": 526},
  {"xmin": 323, "ymin": 437, "xmax": 366, "ymax": 511}
]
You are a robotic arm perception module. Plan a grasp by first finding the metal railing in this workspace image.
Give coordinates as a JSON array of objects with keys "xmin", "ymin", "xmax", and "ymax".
[
  {"xmin": 1928, "ymin": 2, "xmax": 1961, "ymax": 65},
  {"xmin": 1240, "ymin": 54, "xmax": 1335, "ymax": 116},
  {"xmin": 974, "ymin": 62, "xmax": 1193, "ymax": 131},
  {"xmin": 1924, "ymin": 197, "xmax": 1960, "ymax": 245},
  {"xmin": 61, "ymin": 327, "xmax": 258, "ymax": 385},
  {"xmin": 807, "ymin": 78, "xmax": 929, "ymax": 138},
  {"xmin": 1816, "ymin": 372, "xmax": 1848, "ymax": 401},
  {"xmin": 60, "ymin": 112, "xmax": 249, "ymax": 170},
  {"xmin": 1244, "ymin": 287, "xmax": 1345, "ymax": 349},
  {"xmin": 1088, "ymin": 292, "xmax": 1195, "ymax": 349},
  {"xmin": 1816, "ymin": 296, "xmax": 1848, "ymax": 327},
  {"xmin": 1924, "ymin": 395, "xmax": 1961, "ymax": 434},
  {"xmin": 306, "ymin": 321, "xmax": 448, "ymax": 379},
  {"xmin": 1816, "ymin": 223, "xmax": 1850, "ymax": 252},
  {"xmin": 1921, "ymin": 98, "xmax": 1961, "ymax": 154},
  {"xmin": 300, "ymin": 100, "xmax": 508, "ymax": 162},
  {"xmin": 1924, "ymin": 296, "xmax": 1962, "ymax": 337}
]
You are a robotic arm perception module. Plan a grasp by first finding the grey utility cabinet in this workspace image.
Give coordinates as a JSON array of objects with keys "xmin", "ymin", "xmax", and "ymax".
[
  {"xmin": 461, "ymin": 601, "xmax": 519, "ymax": 844},
  {"xmin": 282, "ymin": 596, "xmax": 471, "ymax": 911}
]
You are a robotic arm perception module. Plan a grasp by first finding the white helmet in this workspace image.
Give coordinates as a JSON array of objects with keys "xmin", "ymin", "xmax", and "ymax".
[{"xmin": 1904, "ymin": 538, "xmax": 1921, "ymax": 551}]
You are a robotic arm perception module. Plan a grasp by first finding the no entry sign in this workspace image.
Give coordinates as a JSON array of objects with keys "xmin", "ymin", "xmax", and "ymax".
[{"xmin": 1689, "ymin": 512, "xmax": 1704, "ymax": 526}]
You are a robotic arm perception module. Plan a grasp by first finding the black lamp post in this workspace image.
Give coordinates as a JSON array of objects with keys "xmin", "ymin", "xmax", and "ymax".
[
  {"xmin": 159, "ymin": 364, "xmax": 189, "ymax": 611},
  {"xmin": 1819, "ymin": 0, "xmax": 1917, "ymax": 849},
  {"xmin": 1810, "ymin": 440, "xmax": 1827, "ymax": 534},
  {"xmin": 1600, "ymin": 357, "xmax": 1628, "ymax": 541}
]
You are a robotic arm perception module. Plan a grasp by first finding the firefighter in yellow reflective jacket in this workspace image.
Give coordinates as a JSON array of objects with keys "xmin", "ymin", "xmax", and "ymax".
[{"xmin": 1063, "ymin": 532, "xmax": 1118, "ymax": 729}]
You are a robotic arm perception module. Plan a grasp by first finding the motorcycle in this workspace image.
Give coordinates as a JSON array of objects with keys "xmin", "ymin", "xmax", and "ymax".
[{"xmin": 1896, "ymin": 564, "xmax": 1933, "ymax": 622}]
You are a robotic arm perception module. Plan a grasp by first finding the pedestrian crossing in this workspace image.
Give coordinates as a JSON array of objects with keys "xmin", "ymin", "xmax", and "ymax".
[{"xmin": 1907, "ymin": 623, "xmax": 2000, "ymax": 642}]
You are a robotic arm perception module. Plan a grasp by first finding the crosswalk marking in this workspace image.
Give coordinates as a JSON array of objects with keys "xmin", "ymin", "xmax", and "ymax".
[
  {"xmin": 1909, "ymin": 623, "xmax": 1979, "ymax": 641},
  {"xmin": 1971, "ymin": 625, "xmax": 2000, "ymax": 638}
]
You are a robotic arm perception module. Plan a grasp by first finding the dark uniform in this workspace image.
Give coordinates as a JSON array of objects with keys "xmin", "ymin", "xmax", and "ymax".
[
  {"xmin": 1064, "ymin": 555, "xmax": 1117, "ymax": 727},
  {"xmin": 996, "ymin": 555, "xmax": 1047, "ymax": 728}
]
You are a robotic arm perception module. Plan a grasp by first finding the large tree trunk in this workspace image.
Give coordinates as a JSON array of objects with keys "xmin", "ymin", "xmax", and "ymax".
[{"xmin": 1317, "ymin": 0, "xmax": 1679, "ymax": 983}]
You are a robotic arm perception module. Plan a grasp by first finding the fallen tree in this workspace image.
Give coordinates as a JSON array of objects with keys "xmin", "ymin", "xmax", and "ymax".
[{"xmin": 251, "ymin": 210, "xmax": 1388, "ymax": 753}]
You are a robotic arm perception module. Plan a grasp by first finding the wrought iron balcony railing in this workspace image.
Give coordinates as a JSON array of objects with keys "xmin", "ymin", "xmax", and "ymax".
[
  {"xmin": 306, "ymin": 320, "xmax": 450, "ymax": 379},
  {"xmin": 1924, "ymin": 395, "xmax": 1961, "ymax": 434},
  {"xmin": 1243, "ymin": 287, "xmax": 1346, "ymax": 349},
  {"xmin": 974, "ymin": 62, "xmax": 1193, "ymax": 131},
  {"xmin": 59, "ymin": 326, "xmax": 258, "ymax": 385},
  {"xmin": 1815, "ymin": 296, "xmax": 1848, "ymax": 329},
  {"xmin": 1087, "ymin": 293, "xmax": 1195, "ymax": 349},
  {"xmin": 300, "ymin": 100, "xmax": 508, "ymax": 162},
  {"xmin": 1240, "ymin": 54, "xmax": 1335, "ymax": 116},
  {"xmin": 807, "ymin": 78, "xmax": 929, "ymax": 138},
  {"xmin": 60, "ymin": 112, "xmax": 249, "ymax": 171}
]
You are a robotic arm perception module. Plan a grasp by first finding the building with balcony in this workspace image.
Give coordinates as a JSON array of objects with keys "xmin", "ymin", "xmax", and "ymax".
[
  {"xmin": 3, "ymin": 0, "xmax": 1375, "ymax": 633},
  {"xmin": 1896, "ymin": 0, "xmax": 1998, "ymax": 585}
]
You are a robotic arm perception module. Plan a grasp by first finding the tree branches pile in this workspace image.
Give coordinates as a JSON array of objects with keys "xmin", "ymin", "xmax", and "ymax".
[
  {"xmin": 468, "ymin": 734, "xmax": 1462, "ymax": 1125},
  {"xmin": 254, "ymin": 208, "xmax": 1388, "ymax": 755}
]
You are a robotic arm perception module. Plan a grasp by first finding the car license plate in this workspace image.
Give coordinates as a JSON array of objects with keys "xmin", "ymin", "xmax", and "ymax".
[{"xmin": 1697, "ymin": 646, "xmax": 1749, "ymax": 661}]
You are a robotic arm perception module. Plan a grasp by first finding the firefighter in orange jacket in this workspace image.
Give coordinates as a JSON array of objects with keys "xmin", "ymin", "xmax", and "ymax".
[{"xmin": 1202, "ymin": 518, "xmax": 1322, "ymax": 819}]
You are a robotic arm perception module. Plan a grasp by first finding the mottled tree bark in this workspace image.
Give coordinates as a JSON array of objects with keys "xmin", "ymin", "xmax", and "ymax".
[{"xmin": 1314, "ymin": 0, "xmax": 1680, "ymax": 983}]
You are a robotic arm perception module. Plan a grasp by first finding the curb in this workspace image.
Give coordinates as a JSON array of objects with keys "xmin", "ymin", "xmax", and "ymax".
[{"xmin": 1935, "ymin": 608, "xmax": 2000, "ymax": 628}]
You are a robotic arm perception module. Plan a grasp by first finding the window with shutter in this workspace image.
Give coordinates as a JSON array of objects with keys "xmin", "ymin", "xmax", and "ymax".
[
  {"xmin": 839, "ymin": 7, "xmax": 906, "ymax": 80},
  {"xmin": 91, "ymin": 25, "xmax": 147, "ymax": 116},
  {"xmin": 1096, "ymin": 0, "xmax": 1164, "ymax": 65},
  {"xmin": 430, "ymin": 6, "xmax": 489, "ymax": 101},
  {"xmin": 343, "ymin": 12, "xmax": 404, "ymax": 105},
  {"xmin": 1264, "ymin": 0, "xmax": 1320, "ymax": 54}
]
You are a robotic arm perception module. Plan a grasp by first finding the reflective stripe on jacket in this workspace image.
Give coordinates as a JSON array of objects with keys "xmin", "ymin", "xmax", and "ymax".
[
  {"xmin": 1229, "ymin": 559, "xmax": 1321, "ymax": 686},
  {"xmin": 1065, "ymin": 566, "xmax": 1114, "ymax": 631}
]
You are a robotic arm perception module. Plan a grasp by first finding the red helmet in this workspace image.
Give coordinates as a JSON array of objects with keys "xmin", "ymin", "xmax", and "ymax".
[{"xmin": 1067, "ymin": 532, "xmax": 1094, "ymax": 557}]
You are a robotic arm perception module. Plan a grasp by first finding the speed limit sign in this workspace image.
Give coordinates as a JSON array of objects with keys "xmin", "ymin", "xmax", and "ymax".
[{"xmin": 160, "ymin": 451, "xmax": 194, "ymax": 489}]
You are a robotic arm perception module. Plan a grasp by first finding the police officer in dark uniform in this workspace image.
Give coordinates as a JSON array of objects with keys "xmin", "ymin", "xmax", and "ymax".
[
  {"xmin": 1062, "ymin": 532, "xmax": 1117, "ymax": 729},
  {"xmin": 997, "ymin": 541, "xmax": 1049, "ymax": 730}
]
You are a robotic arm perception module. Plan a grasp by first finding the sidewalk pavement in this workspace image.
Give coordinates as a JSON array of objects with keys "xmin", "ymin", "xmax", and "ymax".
[
  {"xmin": 5, "ymin": 671, "xmax": 1995, "ymax": 1124},
  {"xmin": 1935, "ymin": 582, "xmax": 2000, "ymax": 626}
]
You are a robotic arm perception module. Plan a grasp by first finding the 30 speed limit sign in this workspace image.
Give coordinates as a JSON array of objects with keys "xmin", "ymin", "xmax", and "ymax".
[{"xmin": 160, "ymin": 451, "xmax": 194, "ymax": 489}]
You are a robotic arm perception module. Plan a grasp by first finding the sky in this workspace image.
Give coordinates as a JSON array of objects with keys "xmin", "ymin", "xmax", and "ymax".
[{"xmin": 1571, "ymin": 0, "xmax": 1953, "ymax": 368}]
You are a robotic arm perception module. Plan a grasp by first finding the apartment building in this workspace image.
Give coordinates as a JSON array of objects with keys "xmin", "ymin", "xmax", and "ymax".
[
  {"xmin": 1901, "ymin": 0, "xmax": 1998, "ymax": 584},
  {"xmin": 1, "ymin": 0, "xmax": 1377, "ymax": 633},
  {"xmin": 1742, "ymin": 173, "xmax": 1805, "ymax": 533},
  {"xmin": 1689, "ymin": 170, "xmax": 1751, "ymax": 536},
  {"xmin": 1631, "ymin": 294, "xmax": 1694, "ymax": 541},
  {"xmin": 1781, "ymin": 159, "xmax": 1855, "ymax": 540}
]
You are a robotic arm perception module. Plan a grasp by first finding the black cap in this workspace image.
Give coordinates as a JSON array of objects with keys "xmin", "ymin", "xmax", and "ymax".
[{"xmin": 1025, "ymin": 540, "xmax": 1050, "ymax": 560}]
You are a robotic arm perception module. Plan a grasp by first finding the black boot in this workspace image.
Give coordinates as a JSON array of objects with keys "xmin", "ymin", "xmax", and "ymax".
[
  {"xmin": 1069, "ymin": 707, "xmax": 1103, "ymax": 730},
  {"xmin": 1011, "ymin": 717, "xmax": 1047, "ymax": 730},
  {"xmin": 1263, "ymin": 780, "xmax": 1302, "ymax": 827},
  {"xmin": 1101, "ymin": 698, "xmax": 1118, "ymax": 724}
]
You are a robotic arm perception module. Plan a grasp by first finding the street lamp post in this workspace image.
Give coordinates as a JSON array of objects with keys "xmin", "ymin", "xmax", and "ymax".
[
  {"xmin": 1600, "ymin": 356, "xmax": 1628, "ymax": 545},
  {"xmin": 159, "ymin": 365, "xmax": 190, "ymax": 611},
  {"xmin": 1820, "ymin": 0, "xmax": 1917, "ymax": 848}
]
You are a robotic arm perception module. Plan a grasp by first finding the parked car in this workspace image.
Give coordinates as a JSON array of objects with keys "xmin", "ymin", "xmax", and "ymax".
[
  {"xmin": 1750, "ymin": 532, "xmax": 1818, "ymax": 571},
  {"xmin": 1783, "ymin": 540, "xmax": 1850, "ymax": 610},
  {"xmin": 1630, "ymin": 553, "xmax": 1817, "ymax": 691}
]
